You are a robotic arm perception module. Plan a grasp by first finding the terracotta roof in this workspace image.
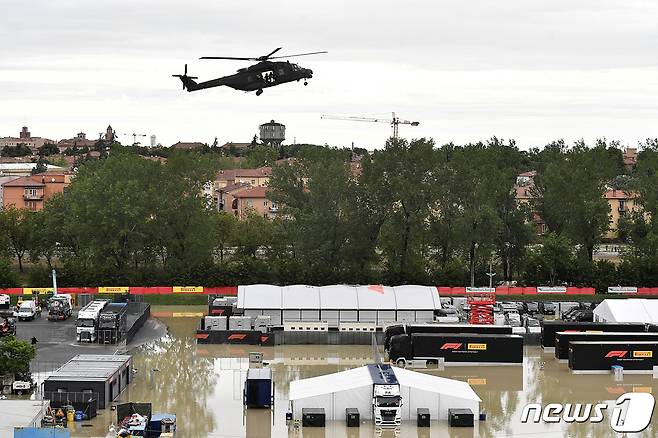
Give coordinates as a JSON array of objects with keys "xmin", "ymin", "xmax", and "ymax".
[
  {"xmin": 605, "ymin": 190, "xmax": 639, "ymax": 199},
  {"xmin": 220, "ymin": 142, "xmax": 252, "ymax": 149},
  {"xmin": 518, "ymin": 170, "xmax": 536, "ymax": 178},
  {"xmin": 514, "ymin": 185, "xmax": 534, "ymax": 199},
  {"xmin": 234, "ymin": 186, "xmax": 270, "ymax": 199},
  {"xmin": 217, "ymin": 167, "xmax": 272, "ymax": 181},
  {"xmin": 2, "ymin": 176, "xmax": 45, "ymax": 187},
  {"xmin": 220, "ymin": 182, "xmax": 251, "ymax": 193}
]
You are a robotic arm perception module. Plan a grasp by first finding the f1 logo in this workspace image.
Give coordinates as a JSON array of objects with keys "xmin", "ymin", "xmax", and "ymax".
[
  {"xmin": 605, "ymin": 350, "xmax": 628, "ymax": 358},
  {"xmin": 610, "ymin": 392, "xmax": 655, "ymax": 432},
  {"xmin": 440, "ymin": 343, "xmax": 462, "ymax": 350},
  {"xmin": 228, "ymin": 334, "xmax": 247, "ymax": 340}
]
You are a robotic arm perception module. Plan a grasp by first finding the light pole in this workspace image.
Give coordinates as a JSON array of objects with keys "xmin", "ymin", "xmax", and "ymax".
[{"xmin": 486, "ymin": 259, "xmax": 496, "ymax": 290}]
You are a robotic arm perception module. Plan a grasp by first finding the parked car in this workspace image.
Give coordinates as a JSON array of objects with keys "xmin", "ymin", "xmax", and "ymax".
[
  {"xmin": 569, "ymin": 309, "xmax": 594, "ymax": 322},
  {"xmin": 505, "ymin": 312, "xmax": 522, "ymax": 327},
  {"xmin": 523, "ymin": 302, "xmax": 540, "ymax": 315},
  {"xmin": 515, "ymin": 302, "xmax": 526, "ymax": 313},
  {"xmin": 539, "ymin": 302, "xmax": 556, "ymax": 315},
  {"xmin": 17, "ymin": 301, "xmax": 40, "ymax": 321}
]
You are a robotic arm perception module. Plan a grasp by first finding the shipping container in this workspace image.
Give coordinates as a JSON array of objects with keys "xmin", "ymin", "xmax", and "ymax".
[
  {"xmin": 554, "ymin": 332, "xmax": 658, "ymax": 361},
  {"xmin": 388, "ymin": 333, "xmax": 523, "ymax": 366},
  {"xmin": 244, "ymin": 368, "xmax": 272, "ymax": 408},
  {"xmin": 568, "ymin": 341, "xmax": 658, "ymax": 373},
  {"xmin": 540, "ymin": 322, "xmax": 647, "ymax": 349},
  {"xmin": 384, "ymin": 324, "xmax": 513, "ymax": 352}
]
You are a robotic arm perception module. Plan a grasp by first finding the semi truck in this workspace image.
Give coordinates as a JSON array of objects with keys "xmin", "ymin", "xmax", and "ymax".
[
  {"xmin": 369, "ymin": 364, "xmax": 402, "ymax": 427},
  {"xmin": 540, "ymin": 321, "xmax": 648, "ymax": 350},
  {"xmin": 554, "ymin": 331, "xmax": 658, "ymax": 362},
  {"xmin": 76, "ymin": 300, "xmax": 109, "ymax": 342},
  {"xmin": 47, "ymin": 295, "xmax": 73, "ymax": 321},
  {"xmin": 98, "ymin": 302, "xmax": 128, "ymax": 344},
  {"xmin": 384, "ymin": 323, "xmax": 513, "ymax": 352},
  {"xmin": 388, "ymin": 333, "xmax": 524, "ymax": 367}
]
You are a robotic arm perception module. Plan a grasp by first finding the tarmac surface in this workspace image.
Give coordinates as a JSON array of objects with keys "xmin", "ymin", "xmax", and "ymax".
[{"xmin": 15, "ymin": 310, "xmax": 167, "ymax": 371}]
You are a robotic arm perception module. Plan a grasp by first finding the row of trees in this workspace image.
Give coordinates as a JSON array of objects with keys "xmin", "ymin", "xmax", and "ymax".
[{"xmin": 1, "ymin": 139, "xmax": 658, "ymax": 290}]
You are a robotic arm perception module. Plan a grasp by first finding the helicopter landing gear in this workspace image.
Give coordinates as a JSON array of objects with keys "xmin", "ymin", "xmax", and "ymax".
[
  {"xmin": 304, "ymin": 81, "xmax": 308, "ymax": 86},
  {"xmin": 256, "ymin": 89, "xmax": 263, "ymax": 96}
]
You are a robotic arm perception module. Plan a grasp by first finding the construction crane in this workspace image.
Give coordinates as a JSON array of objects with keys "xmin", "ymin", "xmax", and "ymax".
[
  {"xmin": 321, "ymin": 112, "xmax": 419, "ymax": 139},
  {"xmin": 120, "ymin": 132, "xmax": 147, "ymax": 145}
]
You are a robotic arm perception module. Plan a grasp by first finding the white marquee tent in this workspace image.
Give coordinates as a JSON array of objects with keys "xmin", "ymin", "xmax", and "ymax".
[
  {"xmin": 289, "ymin": 364, "xmax": 481, "ymax": 421},
  {"xmin": 237, "ymin": 284, "xmax": 441, "ymax": 326},
  {"xmin": 594, "ymin": 299, "xmax": 658, "ymax": 324}
]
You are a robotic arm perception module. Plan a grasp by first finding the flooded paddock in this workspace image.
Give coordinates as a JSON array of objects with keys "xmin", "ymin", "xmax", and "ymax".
[{"xmin": 58, "ymin": 306, "xmax": 658, "ymax": 437}]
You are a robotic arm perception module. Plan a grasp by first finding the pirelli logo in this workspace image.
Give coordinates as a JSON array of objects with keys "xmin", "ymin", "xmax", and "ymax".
[
  {"xmin": 467, "ymin": 378, "xmax": 487, "ymax": 385},
  {"xmin": 440, "ymin": 343, "xmax": 463, "ymax": 350},
  {"xmin": 633, "ymin": 351, "xmax": 653, "ymax": 358},
  {"xmin": 467, "ymin": 343, "xmax": 487, "ymax": 351}
]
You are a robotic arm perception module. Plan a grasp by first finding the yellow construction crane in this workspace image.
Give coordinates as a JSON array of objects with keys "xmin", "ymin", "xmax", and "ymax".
[
  {"xmin": 120, "ymin": 132, "xmax": 147, "ymax": 145},
  {"xmin": 321, "ymin": 112, "xmax": 419, "ymax": 139}
]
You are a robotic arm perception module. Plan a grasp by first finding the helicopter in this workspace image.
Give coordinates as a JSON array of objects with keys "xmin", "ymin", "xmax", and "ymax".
[{"xmin": 173, "ymin": 47, "xmax": 327, "ymax": 96}]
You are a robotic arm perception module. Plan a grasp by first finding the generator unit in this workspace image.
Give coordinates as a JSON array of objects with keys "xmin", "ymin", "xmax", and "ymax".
[
  {"xmin": 448, "ymin": 408, "xmax": 474, "ymax": 427},
  {"xmin": 302, "ymin": 408, "xmax": 325, "ymax": 427},
  {"xmin": 346, "ymin": 408, "xmax": 360, "ymax": 427},
  {"xmin": 417, "ymin": 408, "xmax": 430, "ymax": 427}
]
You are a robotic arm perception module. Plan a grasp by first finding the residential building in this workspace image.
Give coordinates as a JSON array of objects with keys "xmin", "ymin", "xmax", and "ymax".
[
  {"xmin": 2, "ymin": 172, "xmax": 73, "ymax": 210},
  {"xmin": 0, "ymin": 125, "xmax": 54, "ymax": 152},
  {"xmin": 232, "ymin": 186, "xmax": 278, "ymax": 219},
  {"xmin": 0, "ymin": 162, "xmax": 64, "ymax": 177},
  {"xmin": 220, "ymin": 142, "xmax": 252, "ymax": 152},
  {"xmin": 0, "ymin": 176, "xmax": 19, "ymax": 205},
  {"xmin": 216, "ymin": 166, "xmax": 272, "ymax": 189},
  {"xmin": 623, "ymin": 147, "xmax": 638, "ymax": 170},
  {"xmin": 171, "ymin": 141, "xmax": 206, "ymax": 150},
  {"xmin": 217, "ymin": 182, "xmax": 251, "ymax": 213},
  {"xmin": 605, "ymin": 189, "xmax": 639, "ymax": 239}
]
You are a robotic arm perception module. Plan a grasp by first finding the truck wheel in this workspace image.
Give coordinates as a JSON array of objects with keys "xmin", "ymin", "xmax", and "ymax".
[{"xmin": 395, "ymin": 358, "xmax": 407, "ymax": 368}]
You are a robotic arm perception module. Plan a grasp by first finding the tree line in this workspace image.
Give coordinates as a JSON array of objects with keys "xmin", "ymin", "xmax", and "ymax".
[{"xmin": 1, "ymin": 139, "xmax": 658, "ymax": 291}]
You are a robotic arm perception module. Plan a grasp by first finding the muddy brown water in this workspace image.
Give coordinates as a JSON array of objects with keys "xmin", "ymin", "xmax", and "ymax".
[{"xmin": 40, "ymin": 306, "xmax": 658, "ymax": 437}]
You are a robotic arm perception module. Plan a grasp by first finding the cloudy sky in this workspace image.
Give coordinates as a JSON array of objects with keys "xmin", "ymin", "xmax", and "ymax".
[{"xmin": 1, "ymin": 0, "xmax": 657, "ymax": 150}]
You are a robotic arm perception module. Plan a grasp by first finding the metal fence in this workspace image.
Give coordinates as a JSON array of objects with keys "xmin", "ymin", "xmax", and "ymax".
[
  {"xmin": 44, "ymin": 391, "xmax": 99, "ymax": 419},
  {"xmin": 125, "ymin": 302, "xmax": 150, "ymax": 344}
]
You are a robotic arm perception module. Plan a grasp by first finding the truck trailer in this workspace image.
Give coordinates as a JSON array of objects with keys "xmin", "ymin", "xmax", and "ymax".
[
  {"xmin": 554, "ymin": 331, "xmax": 658, "ymax": 362},
  {"xmin": 568, "ymin": 341, "xmax": 658, "ymax": 373},
  {"xmin": 76, "ymin": 300, "xmax": 109, "ymax": 342},
  {"xmin": 388, "ymin": 333, "xmax": 523, "ymax": 367},
  {"xmin": 384, "ymin": 323, "xmax": 513, "ymax": 352},
  {"xmin": 540, "ymin": 321, "xmax": 647, "ymax": 350},
  {"xmin": 98, "ymin": 302, "xmax": 128, "ymax": 344}
]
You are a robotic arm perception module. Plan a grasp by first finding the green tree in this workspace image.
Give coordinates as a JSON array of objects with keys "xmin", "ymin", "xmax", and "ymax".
[
  {"xmin": 0, "ymin": 207, "xmax": 32, "ymax": 272},
  {"xmin": 521, "ymin": 232, "xmax": 575, "ymax": 286},
  {"xmin": 213, "ymin": 212, "xmax": 238, "ymax": 264},
  {"xmin": 0, "ymin": 337, "xmax": 35, "ymax": 376},
  {"xmin": 37, "ymin": 143, "xmax": 59, "ymax": 156}
]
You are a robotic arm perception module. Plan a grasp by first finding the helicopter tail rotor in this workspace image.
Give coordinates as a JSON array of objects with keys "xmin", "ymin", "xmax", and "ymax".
[{"xmin": 172, "ymin": 64, "xmax": 198, "ymax": 90}]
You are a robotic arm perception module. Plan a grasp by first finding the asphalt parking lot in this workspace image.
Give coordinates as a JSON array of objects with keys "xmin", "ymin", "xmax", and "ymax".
[{"xmin": 14, "ymin": 311, "xmax": 166, "ymax": 371}]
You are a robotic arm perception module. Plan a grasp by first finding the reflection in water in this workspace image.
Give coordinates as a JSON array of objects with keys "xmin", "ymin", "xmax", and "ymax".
[{"xmin": 70, "ymin": 307, "xmax": 658, "ymax": 437}]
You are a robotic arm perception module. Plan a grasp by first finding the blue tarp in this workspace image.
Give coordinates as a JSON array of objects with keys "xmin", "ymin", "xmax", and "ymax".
[{"xmin": 14, "ymin": 428, "xmax": 71, "ymax": 438}]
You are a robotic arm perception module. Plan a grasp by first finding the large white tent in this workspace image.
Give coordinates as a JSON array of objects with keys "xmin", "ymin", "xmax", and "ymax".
[
  {"xmin": 594, "ymin": 299, "xmax": 658, "ymax": 323},
  {"xmin": 238, "ymin": 284, "xmax": 441, "ymax": 326},
  {"xmin": 289, "ymin": 364, "xmax": 481, "ymax": 421}
]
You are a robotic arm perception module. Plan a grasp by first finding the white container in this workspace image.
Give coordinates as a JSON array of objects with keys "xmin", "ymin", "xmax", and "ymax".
[
  {"xmin": 254, "ymin": 315, "xmax": 272, "ymax": 333},
  {"xmin": 204, "ymin": 316, "xmax": 227, "ymax": 331},
  {"xmin": 229, "ymin": 316, "xmax": 252, "ymax": 330}
]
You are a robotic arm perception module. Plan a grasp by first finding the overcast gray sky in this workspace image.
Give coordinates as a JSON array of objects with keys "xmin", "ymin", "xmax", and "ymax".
[{"xmin": 1, "ymin": 0, "xmax": 657, "ymax": 150}]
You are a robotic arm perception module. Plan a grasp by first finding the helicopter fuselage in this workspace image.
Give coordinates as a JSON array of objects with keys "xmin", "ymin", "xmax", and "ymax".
[{"xmin": 182, "ymin": 61, "xmax": 313, "ymax": 93}]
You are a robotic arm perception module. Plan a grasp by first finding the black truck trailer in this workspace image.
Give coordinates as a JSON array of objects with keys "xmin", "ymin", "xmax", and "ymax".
[
  {"xmin": 388, "ymin": 333, "xmax": 523, "ymax": 367},
  {"xmin": 98, "ymin": 302, "xmax": 128, "ymax": 344},
  {"xmin": 540, "ymin": 321, "xmax": 647, "ymax": 349},
  {"xmin": 568, "ymin": 341, "xmax": 658, "ymax": 373},
  {"xmin": 555, "ymin": 332, "xmax": 658, "ymax": 361},
  {"xmin": 384, "ymin": 324, "xmax": 513, "ymax": 352}
]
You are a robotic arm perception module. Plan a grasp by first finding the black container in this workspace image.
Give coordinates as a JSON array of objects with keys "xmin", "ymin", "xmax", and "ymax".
[
  {"xmin": 417, "ymin": 408, "xmax": 430, "ymax": 427},
  {"xmin": 384, "ymin": 324, "xmax": 512, "ymax": 351},
  {"xmin": 302, "ymin": 408, "xmax": 326, "ymax": 427},
  {"xmin": 555, "ymin": 332, "xmax": 658, "ymax": 360},
  {"xmin": 540, "ymin": 322, "xmax": 647, "ymax": 349},
  {"xmin": 568, "ymin": 341, "xmax": 658, "ymax": 372},
  {"xmin": 448, "ymin": 408, "xmax": 474, "ymax": 427},
  {"xmin": 389, "ymin": 333, "xmax": 523, "ymax": 365},
  {"xmin": 346, "ymin": 408, "xmax": 359, "ymax": 427},
  {"xmin": 195, "ymin": 329, "xmax": 273, "ymax": 345}
]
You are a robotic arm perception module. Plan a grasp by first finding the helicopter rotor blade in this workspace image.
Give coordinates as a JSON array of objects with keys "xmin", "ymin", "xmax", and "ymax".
[
  {"xmin": 199, "ymin": 56, "xmax": 258, "ymax": 61},
  {"xmin": 261, "ymin": 47, "xmax": 282, "ymax": 59},
  {"xmin": 267, "ymin": 51, "xmax": 328, "ymax": 59}
]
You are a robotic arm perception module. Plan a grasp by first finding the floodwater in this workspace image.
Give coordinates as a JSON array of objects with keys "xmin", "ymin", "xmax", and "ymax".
[{"xmin": 56, "ymin": 306, "xmax": 658, "ymax": 437}]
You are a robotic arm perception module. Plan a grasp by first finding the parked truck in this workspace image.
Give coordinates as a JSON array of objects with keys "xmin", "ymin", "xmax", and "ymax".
[
  {"xmin": 47, "ymin": 295, "xmax": 73, "ymax": 321},
  {"xmin": 0, "ymin": 294, "xmax": 10, "ymax": 310},
  {"xmin": 369, "ymin": 364, "xmax": 402, "ymax": 427},
  {"xmin": 98, "ymin": 302, "xmax": 128, "ymax": 344},
  {"xmin": 76, "ymin": 300, "xmax": 109, "ymax": 342},
  {"xmin": 384, "ymin": 323, "xmax": 513, "ymax": 352},
  {"xmin": 17, "ymin": 300, "xmax": 40, "ymax": 321}
]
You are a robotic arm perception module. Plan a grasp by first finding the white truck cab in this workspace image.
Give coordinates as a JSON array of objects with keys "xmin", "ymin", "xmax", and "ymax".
[
  {"xmin": 76, "ymin": 300, "xmax": 109, "ymax": 342},
  {"xmin": 369, "ymin": 364, "xmax": 402, "ymax": 428}
]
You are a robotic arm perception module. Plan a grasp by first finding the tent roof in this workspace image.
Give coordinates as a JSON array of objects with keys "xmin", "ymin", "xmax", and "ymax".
[
  {"xmin": 289, "ymin": 366, "xmax": 372, "ymax": 400},
  {"xmin": 594, "ymin": 299, "xmax": 658, "ymax": 323},
  {"xmin": 289, "ymin": 365, "xmax": 481, "ymax": 403},
  {"xmin": 238, "ymin": 284, "xmax": 440, "ymax": 310},
  {"xmin": 392, "ymin": 367, "xmax": 481, "ymax": 402}
]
